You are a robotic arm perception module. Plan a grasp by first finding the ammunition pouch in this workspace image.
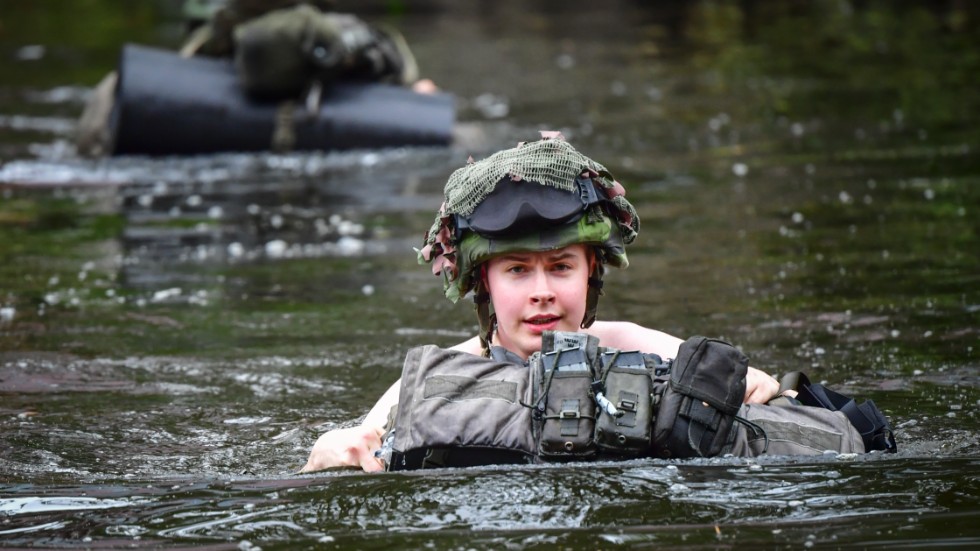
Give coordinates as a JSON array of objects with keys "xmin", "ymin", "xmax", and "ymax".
[
  {"xmin": 536, "ymin": 335, "xmax": 598, "ymax": 459},
  {"xmin": 594, "ymin": 350, "xmax": 663, "ymax": 456}
]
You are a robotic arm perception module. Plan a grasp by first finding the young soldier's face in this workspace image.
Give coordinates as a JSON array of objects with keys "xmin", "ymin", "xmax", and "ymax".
[{"xmin": 485, "ymin": 244, "xmax": 590, "ymax": 359}]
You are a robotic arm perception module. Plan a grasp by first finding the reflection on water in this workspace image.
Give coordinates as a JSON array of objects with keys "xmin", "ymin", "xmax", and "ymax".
[
  {"xmin": 1, "ymin": 0, "xmax": 979, "ymax": 548},
  {"xmin": 114, "ymin": 148, "xmax": 452, "ymax": 291}
]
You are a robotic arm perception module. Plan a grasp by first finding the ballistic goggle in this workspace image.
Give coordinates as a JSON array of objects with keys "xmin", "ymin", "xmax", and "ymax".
[{"xmin": 456, "ymin": 176, "xmax": 603, "ymax": 239}]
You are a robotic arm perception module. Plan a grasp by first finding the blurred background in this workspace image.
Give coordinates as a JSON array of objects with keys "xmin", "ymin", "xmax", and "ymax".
[{"xmin": 1, "ymin": 1, "xmax": 978, "ymax": 549}]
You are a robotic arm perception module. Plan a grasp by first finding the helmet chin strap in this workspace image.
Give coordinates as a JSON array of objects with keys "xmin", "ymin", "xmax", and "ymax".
[
  {"xmin": 581, "ymin": 262, "xmax": 604, "ymax": 329},
  {"xmin": 473, "ymin": 278, "xmax": 495, "ymax": 357}
]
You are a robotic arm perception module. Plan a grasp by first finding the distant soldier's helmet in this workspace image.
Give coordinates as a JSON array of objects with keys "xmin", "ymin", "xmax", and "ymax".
[{"xmin": 417, "ymin": 132, "xmax": 640, "ymax": 348}]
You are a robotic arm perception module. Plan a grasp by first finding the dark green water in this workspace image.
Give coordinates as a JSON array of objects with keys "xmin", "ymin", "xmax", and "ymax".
[{"xmin": 1, "ymin": 1, "xmax": 978, "ymax": 548}]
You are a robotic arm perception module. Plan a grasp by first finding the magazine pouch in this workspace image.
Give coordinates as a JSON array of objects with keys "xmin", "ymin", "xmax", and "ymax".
[
  {"xmin": 651, "ymin": 336, "xmax": 747, "ymax": 458},
  {"xmin": 594, "ymin": 350, "xmax": 654, "ymax": 455},
  {"xmin": 536, "ymin": 332, "xmax": 598, "ymax": 459}
]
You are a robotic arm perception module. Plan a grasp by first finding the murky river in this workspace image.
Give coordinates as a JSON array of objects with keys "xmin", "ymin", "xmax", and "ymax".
[{"xmin": 1, "ymin": 1, "xmax": 978, "ymax": 548}]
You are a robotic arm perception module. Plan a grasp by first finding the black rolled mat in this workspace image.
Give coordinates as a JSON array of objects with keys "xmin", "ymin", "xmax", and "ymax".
[{"xmin": 110, "ymin": 43, "xmax": 455, "ymax": 156}]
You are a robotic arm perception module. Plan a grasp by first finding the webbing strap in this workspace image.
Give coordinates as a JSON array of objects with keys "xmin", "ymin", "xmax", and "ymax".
[
  {"xmin": 389, "ymin": 447, "xmax": 534, "ymax": 470},
  {"xmin": 617, "ymin": 391, "xmax": 638, "ymax": 427},
  {"xmin": 560, "ymin": 399, "xmax": 581, "ymax": 436},
  {"xmin": 580, "ymin": 263, "xmax": 604, "ymax": 329}
]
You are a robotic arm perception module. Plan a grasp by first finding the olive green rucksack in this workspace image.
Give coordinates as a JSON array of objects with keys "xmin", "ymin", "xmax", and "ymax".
[
  {"xmin": 179, "ymin": 1, "xmax": 417, "ymax": 100},
  {"xmin": 232, "ymin": 5, "xmax": 417, "ymax": 100},
  {"xmin": 181, "ymin": 0, "xmax": 337, "ymax": 57}
]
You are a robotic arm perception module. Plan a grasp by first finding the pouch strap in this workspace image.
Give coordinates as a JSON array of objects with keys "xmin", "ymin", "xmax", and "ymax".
[
  {"xmin": 560, "ymin": 399, "xmax": 581, "ymax": 436},
  {"xmin": 389, "ymin": 447, "xmax": 534, "ymax": 471},
  {"xmin": 617, "ymin": 391, "xmax": 638, "ymax": 427}
]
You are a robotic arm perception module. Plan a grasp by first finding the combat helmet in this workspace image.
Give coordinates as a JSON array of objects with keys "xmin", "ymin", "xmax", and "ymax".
[{"xmin": 418, "ymin": 132, "xmax": 640, "ymax": 351}]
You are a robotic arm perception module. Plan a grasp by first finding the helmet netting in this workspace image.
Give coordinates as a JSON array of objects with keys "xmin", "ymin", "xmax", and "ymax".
[
  {"xmin": 417, "ymin": 134, "xmax": 641, "ymax": 303},
  {"xmin": 443, "ymin": 138, "xmax": 613, "ymax": 217}
]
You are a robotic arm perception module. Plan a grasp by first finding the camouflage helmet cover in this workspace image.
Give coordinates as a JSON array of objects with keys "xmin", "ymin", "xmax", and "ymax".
[{"xmin": 417, "ymin": 132, "xmax": 640, "ymax": 303}]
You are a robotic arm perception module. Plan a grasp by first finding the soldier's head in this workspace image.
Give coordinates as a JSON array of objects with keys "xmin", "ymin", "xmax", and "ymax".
[{"xmin": 418, "ymin": 132, "xmax": 640, "ymax": 357}]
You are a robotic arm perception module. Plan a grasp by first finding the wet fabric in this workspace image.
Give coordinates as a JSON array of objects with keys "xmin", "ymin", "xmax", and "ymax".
[
  {"xmin": 384, "ymin": 332, "xmax": 883, "ymax": 471},
  {"xmin": 790, "ymin": 372, "xmax": 897, "ymax": 453},
  {"xmin": 182, "ymin": 0, "xmax": 343, "ymax": 58},
  {"xmin": 730, "ymin": 403, "xmax": 865, "ymax": 455},
  {"xmin": 386, "ymin": 345, "xmax": 537, "ymax": 470}
]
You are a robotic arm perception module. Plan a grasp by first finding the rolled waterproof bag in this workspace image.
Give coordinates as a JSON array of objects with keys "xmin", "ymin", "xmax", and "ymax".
[{"xmin": 109, "ymin": 44, "xmax": 454, "ymax": 156}]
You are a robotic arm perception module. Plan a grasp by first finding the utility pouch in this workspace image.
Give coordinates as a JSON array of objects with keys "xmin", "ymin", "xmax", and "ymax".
[
  {"xmin": 537, "ymin": 344, "xmax": 597, "ymax": 459},
  {"xmin": 594, "ymin": 350, "xmax": 654, "ymax": 455},
  {"xmin": 651, "ymin": 336, "xmax": 748, "ymax": 458}
]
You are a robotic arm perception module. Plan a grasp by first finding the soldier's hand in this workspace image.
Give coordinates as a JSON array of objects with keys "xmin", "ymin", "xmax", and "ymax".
[
  {"xmin": 744, "ymin": 366, "xmax": 780, "ymax": 404},
  {"xmin": 300, "ymin": 425, "xmax": 385, "ymax": 473}
]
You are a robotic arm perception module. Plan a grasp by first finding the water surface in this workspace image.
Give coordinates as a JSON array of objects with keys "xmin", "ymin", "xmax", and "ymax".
[{"xmin": 1, "ymin": 1, "xmax": 978, "ymax": 548}]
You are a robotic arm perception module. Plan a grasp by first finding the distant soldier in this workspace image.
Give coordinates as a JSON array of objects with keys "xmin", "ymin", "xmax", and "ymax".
[{"xmin": 76, "ymin": 0, "xmax": 433, "ymax": 156}]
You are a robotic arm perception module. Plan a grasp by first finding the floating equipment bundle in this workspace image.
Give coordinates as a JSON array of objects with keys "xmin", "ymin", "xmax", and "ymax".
[{"xmin": 109, "ymin": 44, "xmax": 453, "ymax": 156}]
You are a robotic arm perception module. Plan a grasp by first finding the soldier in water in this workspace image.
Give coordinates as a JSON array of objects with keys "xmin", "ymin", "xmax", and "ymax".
[{"xmin": 302, "ymin": 133, "xmax": 895, "ymax": 472}]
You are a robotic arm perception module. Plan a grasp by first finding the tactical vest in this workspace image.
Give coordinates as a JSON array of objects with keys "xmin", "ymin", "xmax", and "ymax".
[{"xmin": 380, "ymin": 331, "xmax": 896, "ymax": 471}]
